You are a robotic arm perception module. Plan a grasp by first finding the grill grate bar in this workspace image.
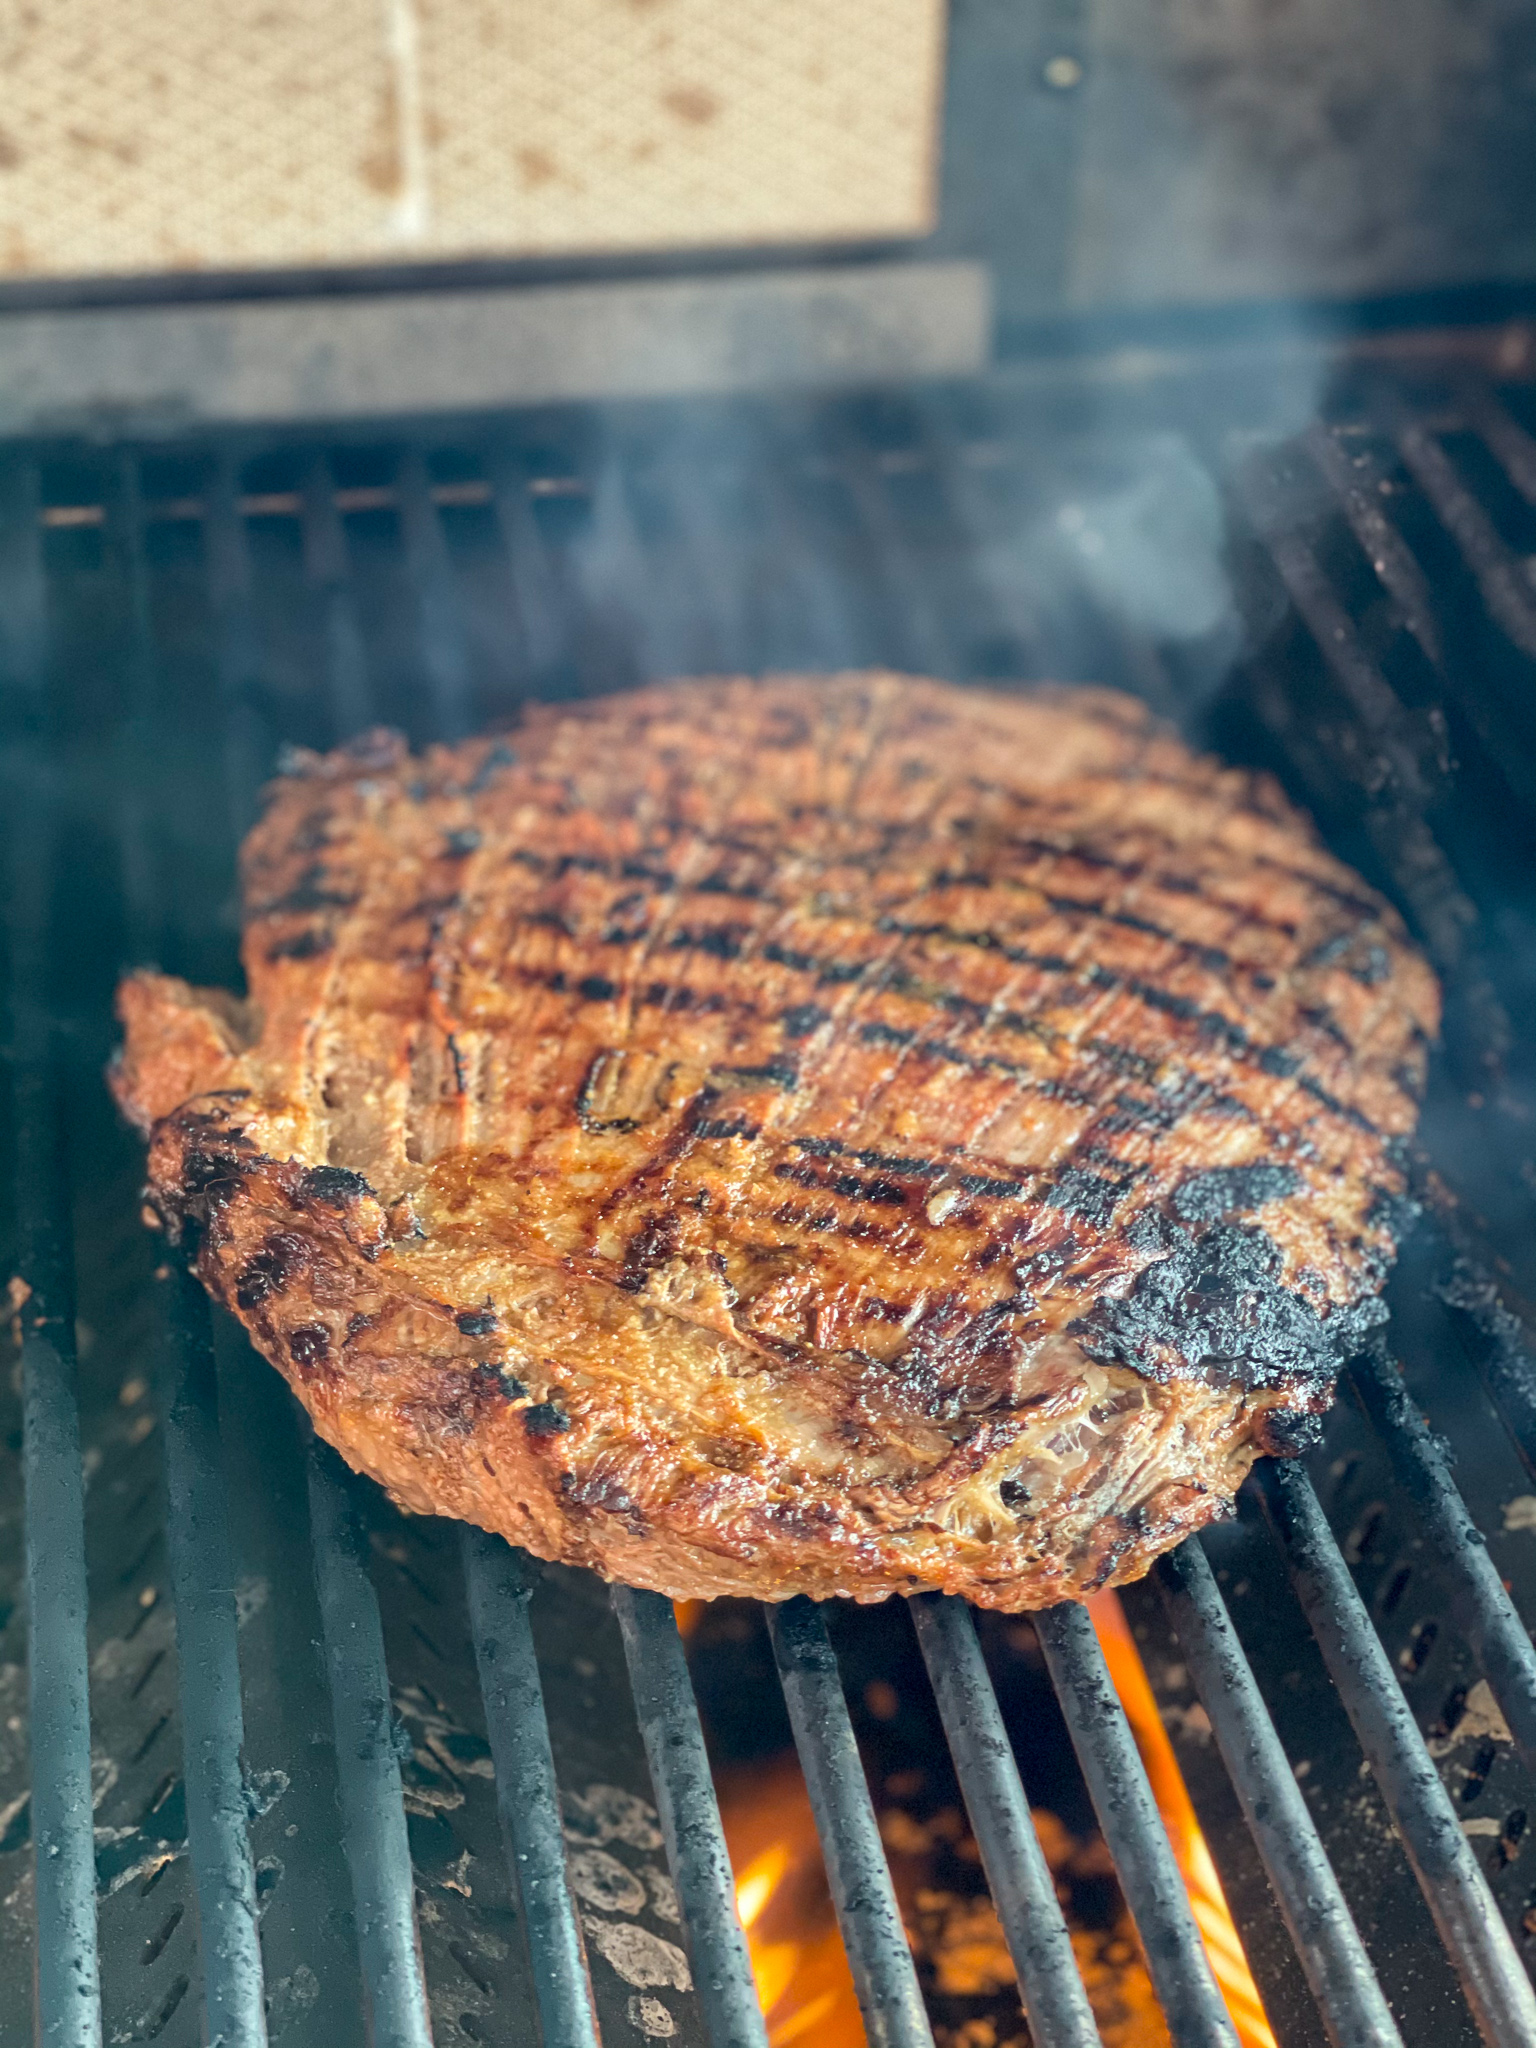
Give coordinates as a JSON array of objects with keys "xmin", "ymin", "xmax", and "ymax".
[
  {"xmin": 1256, "ymin": 1459, "xmax": 1536, "ymax": 2048},
  {"xmin": 486, "ymin": 441, "xmax": 568, "ymax": 686},
  {"xmin": 1348, "ymin": 1343, "xmax": 1536, "ymax": 1779},
  {"xmin": 1455, "ymin": 385, "xmax": 1536, "ymax": 508},
  {"xmin": 397, "ymin": 448, "xmax": 475, "ymax": 742},
  {"xmin": 1233, "ymin": 455, "xmax": 1440, "ymax": 806},
  {"xmin": 1429, "ymin": 1215, "xmax": 1536, "ymax": 1491},
  {"xmin": 0, "ymin": 458, "xmax": 46, "ymax": 690},
  {"xmin": 1034, "ymin": 1600, "xmax": 1241, "ymax": 2048},
  {"xmin": 306, "ymin": 1440, "xmax": 434, "ymax": 2048},
  {"xmin": 1152, "ymin": 1538, "xmax": 1404, "ymax": 2048},
  {"xmin": 204, "ymin": 450, "xmax": 271, "ymax": 839},
  {"xmin": 14, "ymin": 1048, "xmax": 103, "ymax": 2048},
  {"xmin": 1392, "ymin": 421, "xmax": 1536, "ymax": 661},
  {"xmin": 910, "ymin": 1593, "xmax": 1101, "ymax": 2048},
  {"xmin": 764, "ymin": 1597, "xmax": 934, "ymax": 2048},
  {"xmin": 1303, "ymin": 424, "xmax": 1443, "ymax": 665},
  {"xmin": 155, "ymin": 1267, "xmax": 267, "ymax": 2047},
  {"xmin": 613, "ymin": 1588, "xmax": 768, "ymax": 2048},
  {"xmin": 301, "ymin": 452, "xmax": 374, "ymax": 743},
  {"xmin": 462, "ymin": 1529, "xmax": 602, "ymax": 2048}
]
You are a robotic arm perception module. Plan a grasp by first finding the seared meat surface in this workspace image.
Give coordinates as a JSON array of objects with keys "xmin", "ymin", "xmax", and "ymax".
[{"xmin": 113, "ymin": 675, "xmax": 1437, "ymax": 1607}]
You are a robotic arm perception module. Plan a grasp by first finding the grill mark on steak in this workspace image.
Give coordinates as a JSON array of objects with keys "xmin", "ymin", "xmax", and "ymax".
[{"xmin": 113, "ymin": 674, "xmax": 1438, "ymax": 1612}]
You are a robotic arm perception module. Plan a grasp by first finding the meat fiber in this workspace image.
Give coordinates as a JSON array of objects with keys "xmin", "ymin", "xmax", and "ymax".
[{"xmin": 111, "ymin": 674, "xmax": 1438, "ymax": 1608}]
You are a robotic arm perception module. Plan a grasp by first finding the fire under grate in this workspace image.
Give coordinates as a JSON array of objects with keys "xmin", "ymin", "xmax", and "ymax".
[{"xmin": 4, "ymin": 332, "xmax": 1536, "ymax": 2048}]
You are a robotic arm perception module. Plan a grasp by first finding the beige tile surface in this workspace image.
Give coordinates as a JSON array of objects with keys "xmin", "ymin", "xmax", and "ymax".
[{"xmin": 0, "ymin": 0, "xmax": 943, "ymax": 280}]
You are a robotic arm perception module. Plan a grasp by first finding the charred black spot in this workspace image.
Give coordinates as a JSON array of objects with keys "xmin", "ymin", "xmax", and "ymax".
[
  {"xmin": 619, "ymin": 1212, "xmax": 682, "ymax": 1292},
  {"xmin": 860, "ymin": 1021, "xmax": 916, "ymax": 1049},
  {"xmin": 767, "ymin": 1498, "xmax": 840, "ymax": 1540},
  {"xmin": 779, "ymin": 1004, "xmax": 829, "ymax": 1038},
  {"xmin": 1367, "ymin": 1186, "xmax": 1421, "ymax": 1242},
  {"xmin": 524, "ymin": 1401, "xmax": 571, "ymax": 1437},
  {"xmin": 299, "ymin": 1164, "xmax": 374, "ymax": 1207},
  {"xmin": 288, "ymin": 1325, "xmax": 330, "ymax": 1371},
  {"xmin": 695, "ymin": 1118, "xmax": 762, "ymax": 1142},
  {"xmin": 561, "ymin": 1468, "xmax": 648, "ymax": 1534},
  {"xmin": 456, "ymin": 1307, "xmax": 498, "ymax": 1337},
  {"xmin": 999, "ymin": 1478, "xmax": 1028, "ymax": 1511},
  {"xmin": 178, "ymin": 1143, "xmax": 254, "ymax": 1213},
  {"xmin": 1172, "ymin": 1165, "xmax": 1303, "ymax": 1223},
  {"xmin": 837, "ymin": 1173, "xmax": 908, "ymax": 1206},
  {"xmin": 957, "ymin": 1171, "xmax": 1033, "ymax": 1200},
  {"xmin": 716, "ymin": 1062, "xmax": 799, "ymax": 1088},
  {"xmin": 577, "ymin": 976, "xmax": 617, "ymax": 1002},
  {"xmin": 890, "ymin": 1295, "xmax": 1029, "ymax": 1418},
  {"xmin": 265, "ymin": 927, "xmax": 332, "ymax": 962},
  {"xmin": 1043, "ymin": 1169, "xmax": 1125, "ymax": 1229},
  {"xmin": 235, "ymin": 1231, "xmax": 311, "ymax": 1310},
  {"xmin": 1254, "ymin": 1406, "xmax": 1326, "ymax": 1456},
  {"xmin": 672, "ymin": 925, "xmax": 745, "ymax": 961},
  {"xmin": 467, "ymin": 1359, "xmax": 516, "ymax": 1400},
  {"xmin": 1076, "ymin": 1222, "xmax": 1389, "ymax": 1395},
  {"xmin": 442, "ymin": 827, "xmax": 482, "ymax": 858},
  {"xmin": 259, "ymin": 864, "xmax": 359, "ymax": 915}
]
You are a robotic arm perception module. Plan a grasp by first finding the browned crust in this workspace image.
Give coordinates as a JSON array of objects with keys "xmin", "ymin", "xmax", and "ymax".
[{"xmin": 112, "ymin": 674, "xmax": 1438, "ymax": 1608}]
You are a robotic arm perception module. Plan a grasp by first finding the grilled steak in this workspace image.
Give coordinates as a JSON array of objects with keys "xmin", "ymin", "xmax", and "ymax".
[{"xmin": 112, "ymin": 674, "xmax": 1438, "ymax": 1608}]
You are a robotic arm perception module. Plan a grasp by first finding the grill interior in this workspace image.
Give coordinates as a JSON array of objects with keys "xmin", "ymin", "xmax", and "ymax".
[{"xmin": 4, "ymin": 324, "xmax": 1536, "ymax": 2048}]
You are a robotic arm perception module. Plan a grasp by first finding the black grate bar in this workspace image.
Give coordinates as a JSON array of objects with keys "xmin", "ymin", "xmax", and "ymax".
[
  {"xmin": 397, "ymin": 447, "xmax": 474, "ymax": 742},
  {"xmin": 1234, "ymin": 460, "xmax": 1438, "ymax": 807},
  {"xmin": 1432, "ymin": 1228, "xmax": 1536, "ymax": 1490},
  {"xmin": 15, "ymin": 1050, "xmax": 103, "ymax": 2048},
  {"xmin": 1348, "ymin": 1343, "xmax": 1536, "ymax": 1778},
  {"xmin": 909, "ymin": 1593, "xmax": 1101, "ymax": 2048},
  {"xmin": 1256, "ymin": 1459, "xmax": 1536, "ymax": 2048},
  {"xmin": 1033, "ymin": 1601, "xmax": 1241, "ymax": 2048},
  {"xmin": 1393, "ymin": 420, "xmax": 1536, "ymax": 660},
  {"xmin": 764, "ymin": 1598, "xmax": 934, "ymax": 2048},
  {"xmin": 612, "ymin": 1587, "xmax": 769, "ymax": 2048},
  {"xmin": 156, "ymin": 1265, "xmax": 267, "ymax": 2047},
  {"xmin": 1152, "ymin": 1539, "xmax": 1404, "ymax": 2048},
  {"xmin": 0, "ymin": 456, "xmax": 47, "ymax": 690},
  {"xmin": 300, "ymin": 452, "xmax": 373, "ymax": 743},
  {"xmin": 486, "ymin": 442, "xmax": 569, "ymax": 684},
  {"xmin": 203, "ymin": 450, "xmax": 270, "ymax": 838},
  {"xmin": 1234, "ymin": 455, "xmax": 1496, "ymax": 998},
  {"xmin": 462, "ymin": 1529, "xmax": 601, "ymax": 2048},
  {"xmin": 1304, "ymin": 425, "xmax": 1443, "ymax": 665},
  {"xmin": 1455, "ymin": 383, "xmax": 1536, "ymax": 507},
  {"xmin": 305, "ymin": 1440, "xmax": 434, "ymax": 2048}
]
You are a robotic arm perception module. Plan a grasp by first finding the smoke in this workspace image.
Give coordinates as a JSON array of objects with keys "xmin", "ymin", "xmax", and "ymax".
[{"xmin": 1049, "ymin": 434, "xmax": 1232, "ymax": 643}]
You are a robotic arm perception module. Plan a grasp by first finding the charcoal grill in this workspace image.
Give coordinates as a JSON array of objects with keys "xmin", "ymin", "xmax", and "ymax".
[{"xmin": 5, "ymin": 322, "xmax": 1536, "ymax": 2048}]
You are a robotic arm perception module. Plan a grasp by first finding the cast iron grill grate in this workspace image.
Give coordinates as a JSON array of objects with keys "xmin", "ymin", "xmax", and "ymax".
[{"xmin": 3, "ymin": 339, "xmax": 1536, "ymax": 2048}]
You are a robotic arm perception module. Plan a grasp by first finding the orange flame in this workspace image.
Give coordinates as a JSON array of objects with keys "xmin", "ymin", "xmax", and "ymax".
[
  {"xmin": 718, "ymin": 1751, "xmax": 866, "ymax": 2047},
  {"xmin": 1089, "ymin": 1592, "xmax": 1276, "ymax": 2048},
  {"xmin": 687, "ymin": 1597, "xmax": 1274, "ymax": 2048}
]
